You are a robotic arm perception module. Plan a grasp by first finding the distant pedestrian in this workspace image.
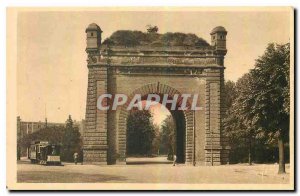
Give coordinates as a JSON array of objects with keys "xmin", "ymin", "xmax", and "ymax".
[
  {"xmin": 173, "ymin": 155, "xmax": 177, "ymax": 166},
  {"xmin": 73, "ymin": 152, "xmax": 78, "ymax": 165}
]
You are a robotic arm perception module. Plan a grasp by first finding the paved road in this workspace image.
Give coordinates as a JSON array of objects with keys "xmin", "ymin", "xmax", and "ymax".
[{"xmin": 17, "ymin": 157, "xmax": 290, "ymax": 184}]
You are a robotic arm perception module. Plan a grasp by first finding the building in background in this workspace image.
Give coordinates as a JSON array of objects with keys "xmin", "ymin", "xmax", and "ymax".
[
  {"xmin": 17, "ymin": 116, "xmax": 65, "ymax": 140},
  {"xmin": 17, "ymin": 116, "xmax": 85, "ymax": 140}
]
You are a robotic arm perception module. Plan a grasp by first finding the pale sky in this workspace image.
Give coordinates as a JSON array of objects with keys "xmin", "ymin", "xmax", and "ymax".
[
  {"xmin": 16, "ymin": 10, "xmax": 291, "ymax": 123},
  {"xmin": 148, "ymin": 102, "xmax": 171, "ymax": 126}
]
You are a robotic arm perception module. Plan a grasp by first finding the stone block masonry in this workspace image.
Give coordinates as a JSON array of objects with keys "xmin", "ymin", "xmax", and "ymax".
[{"xmin": 83, "ymin": 23, "xmax": 230, "ymax": 165}]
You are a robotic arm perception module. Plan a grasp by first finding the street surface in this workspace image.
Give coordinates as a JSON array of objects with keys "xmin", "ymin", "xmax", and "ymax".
[{"xmin": 17, "ymin": 157, "xmax": 290, "ymax": 184}]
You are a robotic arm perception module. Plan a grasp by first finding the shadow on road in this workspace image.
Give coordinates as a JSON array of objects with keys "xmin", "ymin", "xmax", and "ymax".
[{"xmin": 18, "ymin": 171, "xmax": 128, "ymax": 183}]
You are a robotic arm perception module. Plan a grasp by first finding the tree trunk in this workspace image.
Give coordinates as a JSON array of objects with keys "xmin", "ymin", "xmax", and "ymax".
[
  {"xmin": 248, "ymin": 137, "xmax": 252, "ymax": 165},
  {"xmin": 17, "ymin": 145, "xmax": 21, "ymax": 160},
  {"xmin": 278, "ymin": 136, "xmax": 285, "ymax": 174}
]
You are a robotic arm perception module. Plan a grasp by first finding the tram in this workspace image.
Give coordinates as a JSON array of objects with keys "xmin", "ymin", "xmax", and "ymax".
[{"xmin": 29, "ymin": 141, "xmax": 62, "ymax": 165}]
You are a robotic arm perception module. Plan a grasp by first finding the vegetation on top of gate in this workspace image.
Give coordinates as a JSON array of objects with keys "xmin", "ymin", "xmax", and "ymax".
[{"xmin": 102, "ymin": 25, "xmax": 209, "ymax": 48}]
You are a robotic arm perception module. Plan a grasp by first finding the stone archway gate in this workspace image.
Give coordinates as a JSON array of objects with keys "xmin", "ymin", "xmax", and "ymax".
[{"xmin": 83, "ymin": 23, "xmax": 230, "ymax": 165}]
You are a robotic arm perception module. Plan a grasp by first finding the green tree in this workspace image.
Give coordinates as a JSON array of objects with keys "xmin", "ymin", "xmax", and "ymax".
[
  {"xmin": 126, "ymin": 110, "xmax": 156, "ymax": 156},
  {"xmin": 224, "ymin": 80, "xmax": 237, "ymax": 109},
  {"xmin": 151, "ymin": 124, "xmax": 161, "ymax": 155},
  {"xmin": 224, "ymin": 43, "xmax": 290, "ymax": 172},
  {"xmin": 19, "ymin": 126, "xmax": 65, "ymax": 150},
  {"xmin": 250, "ymin": 43, "xmax": 290, "ymax": 173},
  {"xmin": 160, "ymin": 115, "xmax": 176, "ymax": 160},
  {"xmin": 224, "ymin": 74, "xmax": 258, "ymax": 165},
  {"xmin": 61, "ymin": 115, "xmax": 82, "ymax": 162}
]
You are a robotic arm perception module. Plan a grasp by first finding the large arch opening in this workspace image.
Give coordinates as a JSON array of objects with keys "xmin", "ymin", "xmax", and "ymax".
[
  {"xmin": 117, "ymin": 83, "xmax": 194, "ymax": 165},
  {"xmin": 125, "ymin": 101, "xmax": 186, "ymax": 165}
]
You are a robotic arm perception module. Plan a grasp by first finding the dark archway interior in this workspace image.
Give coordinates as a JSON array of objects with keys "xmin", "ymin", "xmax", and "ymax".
[
  {"xmin": 170, "ymin": 110, "xmax": 186, "ymax": 163},
  {"xmin": 125, "ymin": 93, "xmax": 186, "ymax": 164}
]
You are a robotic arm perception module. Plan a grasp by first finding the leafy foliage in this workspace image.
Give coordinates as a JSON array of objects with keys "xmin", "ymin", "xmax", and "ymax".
[
  {"xmin": 223, "ymin": 43, "xmax": 290, "ymax": 172},
  {"xmin": 250, "ymin": 43, "xmax": 290, "ymax": 140},
  {"xmin": 61, "ymin": 115, "xmax": 82, "ymax": 161},
  {"xmin": 18, "ymin": 126, "xmax": 65, "ymax": 149},
  {"xmin": 102, "ymin": 29, "xmax": 209, "ymax": 47},
  {"xmin": 224, "ymin": 76, "xmax": 264, "ymax": 164},
  {"xmin": 151, "ymin": 124, "xmax": 161, "ymax": 155},
  {"xmin": 126, "ymin": 110, "xmax": 156, "ymax": 156},
  {"xmin": 250, "ymin": 43, "xmax": 290, "ymax": 173},
  {"xmin": 160, "ymin": 115, "xmax": 176, "ymax": 160},
  {"xmin": 223, "ymin": 80, "xmax": 237, "ymax": 109}
]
